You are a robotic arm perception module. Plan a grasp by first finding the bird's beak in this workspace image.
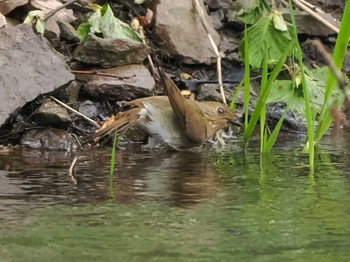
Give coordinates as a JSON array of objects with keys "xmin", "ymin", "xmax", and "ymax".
[{"xmin": 229, "ymin": 119, "xmax": 243, "ymax": 127}]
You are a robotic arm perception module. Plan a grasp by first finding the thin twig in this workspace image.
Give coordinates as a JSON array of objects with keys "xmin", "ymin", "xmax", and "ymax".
[
  {"xmin": 68, "ymin": 156, "xmax": 78, "ymax": 185},
  {"xmin": 292, "ymin": 0, "xmax": 339, "ymax": 33},
  {"xmin": 44, "ymin": 0, "xmax": 80, "ymax": 21},
  {"xmin": 71, "ymin": 70, "xmax": 136, "ymax": 80},
  {"xmin": 50, "ymin": 96, "xmax": 101, "ymax": 128},
  {"xmin": 193, "ymin": 0, "xmax": 227, "ymax": 104}
]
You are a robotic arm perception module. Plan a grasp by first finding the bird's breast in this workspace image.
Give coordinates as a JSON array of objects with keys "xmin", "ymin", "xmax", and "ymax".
[{"xmin": 136, "ymin": 101, "xmax": 197, "ymax": 149}]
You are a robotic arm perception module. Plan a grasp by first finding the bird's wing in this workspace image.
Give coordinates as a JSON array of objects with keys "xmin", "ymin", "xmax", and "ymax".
[
  {"xmin": 158, "ymin": 68, "xmax": 187, "ymax": 127},
  {"xmin": 158, "ymin": 68, "xmax": 207, "ymax": 144},
  {"xmin": 83, "ymin": 107, "xmax": 141, "ymax": 144}
]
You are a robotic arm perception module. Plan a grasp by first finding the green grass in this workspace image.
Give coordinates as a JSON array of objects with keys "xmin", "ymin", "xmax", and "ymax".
[
  {"xmin": 109, "ymin": 133, "xmax": 117, "ymax": 198},
  {"xmin": 288, "ymin": 0, "xmax": 315, "ymax": 172}
]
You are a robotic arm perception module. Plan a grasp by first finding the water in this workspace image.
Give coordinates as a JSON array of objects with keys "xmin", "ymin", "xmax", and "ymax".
[{"xmin": 1, "ymin": 134, "xmax": 350, "ymax": 261}]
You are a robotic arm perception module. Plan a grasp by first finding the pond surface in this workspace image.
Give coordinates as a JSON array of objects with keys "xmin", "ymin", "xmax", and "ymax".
[{"xmin": 1, "ymin": 134, "xmax": 350, "ymax": 261}]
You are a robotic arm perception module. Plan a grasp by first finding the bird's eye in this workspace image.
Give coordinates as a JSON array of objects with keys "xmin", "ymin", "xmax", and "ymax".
[{"xmin": 217, "ymin": 107, "xmax": 225, "ymax": 115}]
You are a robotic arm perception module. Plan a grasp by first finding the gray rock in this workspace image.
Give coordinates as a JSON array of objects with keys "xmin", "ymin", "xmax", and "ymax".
[
  {"xmin": 78, "ymin": 100, "xmax": 99, "ymax": 119},
  {"xmin": 34, "ymin": 100, "xmax": 72, "ymax": 127},
  {"xmin": 0, "ymin": 0, "xmax": 28, "ymax": 15},
  {"xmin": 20, "ymin": 127, "xmax": 77, "ymax": 151},
  {"xmin": 79, "ymin": 64, "xmax": 155, "ymax": 101},
  {"xmin": 196, "ymin": 83, "xmax": 234, "ymax": 103},
  {"xmin": 209, "ymin": 10, "xmax": 224, "ymax": 30},
  {"xmin": 57, "ymin": 21, "xmax": 79, "ymax": 42},
  {"xmin": 153, "ymin": 0, "xmax": 220, "ymax": 64},
  {"xmin": 0, "ymin": 24, "xmax": 75, "ymax": 127},
  {"xmin": 205, "ymin": 0, "xmax": 233, "ymax": 10},
  {"xmin": 282, "ymin": 9, "xmax": 339, "ymax": 36},
  {"xmin": 73, "ymin": 33, "xmax": 150, "ymax": 68}
]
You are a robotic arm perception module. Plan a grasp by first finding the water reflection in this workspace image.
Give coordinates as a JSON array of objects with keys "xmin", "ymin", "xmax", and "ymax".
[
  {"xmin": 0, "ymin": 145, "xmax": 237, "ymax": 225},
  {"xmin": 2, "ymin": 135, "xmax": 350, "ymax": 260},
  {"xmin": 113, "ymin": 150, "xmax": 220, "ymax": 207}
]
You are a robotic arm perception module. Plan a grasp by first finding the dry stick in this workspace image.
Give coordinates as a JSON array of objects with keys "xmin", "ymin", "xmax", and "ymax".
[
  {"xmin": 50, "ymin": 96, "xmax": 101, "ymax": 128},
  {"xmin": 68, "ymin": 156, "xmax": 78, "ymax": 185},
  {"xmin": 292, "ymin": 0, "xmax": 339, "ymax": 33},
  {"xmin": 193, "ymin": 0, "xmax": 227, "ymax": 104},
  {"xmin": 44, "ymin": 0, "xmax": 80, "ymax": 21},
  {"xmin": 137, "ymin": 26, "xmax": 156, "ymax": 76},
  {"xmin": 71, "ymin": 70, "xmax": 136, "ymax": 80}
]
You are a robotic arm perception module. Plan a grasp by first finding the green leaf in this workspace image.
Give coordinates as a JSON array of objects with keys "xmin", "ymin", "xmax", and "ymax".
[
  {"xmin": 236, "ymin": 0, "xmax": 271, "ymax": 24},
  {"xmin": 35, "ymin": 20, "xmax": 45, "ymax": 34},
  {"xmin": 96, "ymin": 4, "xmax": 142, "ymax": 42},
  {"xmin": 134, "ymin": 0, "xmax": 146, "ymax": 4},
  {"xmin": 267, "ymin": 67, "xmax": 343, "ymax": 117},
  {"xmin": 76, "ymin": 22, "xmax": 91, "ymax": 42},
  {"xmin": 77, "ymin": 4, "xmax": 143, "ymax": 42},
  {"xmin": 272, "ymin": 10, "xmax": 287, "ymax": 32},
  {"xmin": 243, "ymin": 13, "xmax": 293, "ymax": 68}
]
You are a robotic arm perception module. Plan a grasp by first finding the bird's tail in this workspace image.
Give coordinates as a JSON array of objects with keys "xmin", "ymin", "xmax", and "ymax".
[{"xmin": 83, "ymin": 107, "xmax": 141, "ymax": 145}]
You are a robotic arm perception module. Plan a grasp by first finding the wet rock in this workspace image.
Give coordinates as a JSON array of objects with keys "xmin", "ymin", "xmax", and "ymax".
[
  {"xmin": 0, "ymin": 0, "xmax": 28, "ymax": 15},
  {"xmin": 0, "ymin": 24, "xmax": 75, "ymax": 128},
  {"xmin": 196, "ymin": 83, "xmax": 234, "ymax": 103},
  {"xmin": 79, "ymin": 64, "xmax": 155, "ymax": 101},
  {"xmin": 153, "ymin": 0, "xmax": 220, "ymax": 64},
  {"xmin": 34, "ymin": 100, "xmax": 71, "ymax": 127},
  {"xmin": 307, "ymin": 0, "xmax": 344, "ymax": 20},
  {"xmin": 67, "ymin": 80, "xmax": 82, "ymax": 103},
  {"xmin": 78, "ymin": 100, "xmax": 99, "ymax": 119},
  {"xmin": 57, "ymin": 20, "xmax": 79, "ymax": 42},
  {"xmin": 20, "ymin": 127, "xmax": 77, "ymax": 151},
  {"xmin": 266, "ymin": 103, "xmax": 306, "ymax": 133},
  {"xmin": 209, "ymin": 9, "xmax": 224, "ymax": 30},
  {"xmin": 73, "ymin": 33, "xmax": 150, "ymax": 68}
]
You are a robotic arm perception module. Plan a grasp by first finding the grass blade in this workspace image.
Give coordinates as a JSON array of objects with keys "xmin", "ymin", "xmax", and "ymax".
[
  {"xmin": 243, "ymin": 24, "xmax": 251, "ymax": 129},
  {"xmin": 289, "ymin": 0, "xmax": 314, "ymax": 171},
  {"xmin": 264, "ymin": 110, "xmax": 287, "ymax": 152},
  {"xmin": 109, "ymin": 133, "xmax": 117, "ymax": 198},
  {"xmin": 244, "ymin": 45, "xmax": 291, "ymax": 141}
]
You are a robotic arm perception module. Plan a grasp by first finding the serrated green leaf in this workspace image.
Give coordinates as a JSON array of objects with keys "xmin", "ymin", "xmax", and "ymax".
[
  {"xmin": 236, "ymin": 0, "xmax": 270, "ymax": 24},
  {"xmin": 244, "ymin": 14, "xmax": 293, "ymax": 68},
  {"xmin": 267, "ymin": 67, "xmax": 343, "ymax": 117}
]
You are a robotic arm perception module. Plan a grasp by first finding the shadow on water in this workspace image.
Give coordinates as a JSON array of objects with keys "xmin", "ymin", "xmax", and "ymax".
[{"xmin": 2, "ymin": 134, "xmax": 350, "ymax": 260}]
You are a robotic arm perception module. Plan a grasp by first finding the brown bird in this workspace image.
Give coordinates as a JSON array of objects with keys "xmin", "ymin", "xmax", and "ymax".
[{"xmin": 87, "ymin": 68, "xmax": 242, "ymax": 150}]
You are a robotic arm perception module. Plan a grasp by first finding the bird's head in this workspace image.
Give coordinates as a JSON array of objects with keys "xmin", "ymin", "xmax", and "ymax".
[{"xmin": 198, "ymin": 101, "xmax": 242, "ymax": 133}]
